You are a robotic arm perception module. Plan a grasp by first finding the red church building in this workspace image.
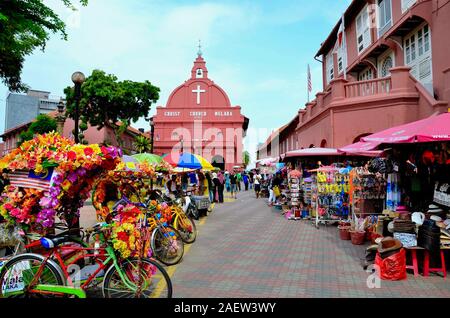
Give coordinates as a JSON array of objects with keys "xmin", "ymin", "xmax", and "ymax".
[{"xmin": 152, "ymin": 49, "xmax": 249, "ymax": 171}]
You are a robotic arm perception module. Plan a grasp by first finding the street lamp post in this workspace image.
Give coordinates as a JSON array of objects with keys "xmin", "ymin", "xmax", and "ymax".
[{"xmin": 71, "ymin": 71, "xmax": 86, "ymax": 144}]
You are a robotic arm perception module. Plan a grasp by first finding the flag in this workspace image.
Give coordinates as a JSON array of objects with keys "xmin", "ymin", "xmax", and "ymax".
[
  {"xmin": 8, "ymin": 168, "xmax": 55, "ymax": 192},
  {"xmin": 307, "ymin": 64, "xmax": 312, "ymax": 93}
]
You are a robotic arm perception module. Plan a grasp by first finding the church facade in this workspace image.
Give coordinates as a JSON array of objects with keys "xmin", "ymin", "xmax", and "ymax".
[{"xmin": 152, "ymin": 51, "xmax": 249, "ymax": 171}]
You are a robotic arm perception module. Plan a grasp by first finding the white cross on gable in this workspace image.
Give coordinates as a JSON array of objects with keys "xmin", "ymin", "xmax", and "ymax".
[{"xmin": 192, "ymin": 85, "xmax": 206, "ymax": 105}]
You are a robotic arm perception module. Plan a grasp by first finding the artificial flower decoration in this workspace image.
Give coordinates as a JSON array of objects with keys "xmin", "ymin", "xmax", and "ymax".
[{"xmin": 0, "ymin": 132, "xmax": 122, "ymax": 233}]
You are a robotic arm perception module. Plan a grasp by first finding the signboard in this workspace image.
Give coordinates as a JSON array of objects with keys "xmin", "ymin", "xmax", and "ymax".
[{"xmin": 1, "ymin": 260, "xmax": 31, "ymax": 294}]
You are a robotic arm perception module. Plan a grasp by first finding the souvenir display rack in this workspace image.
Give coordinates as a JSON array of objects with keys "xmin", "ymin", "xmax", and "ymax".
[
  {"xmin": 312, "ymin": 166, "xmax": 351, "ymax": 228},
  {"xmin": 350, "ymin": 167, "xmax": 386, "ymax": 222}
]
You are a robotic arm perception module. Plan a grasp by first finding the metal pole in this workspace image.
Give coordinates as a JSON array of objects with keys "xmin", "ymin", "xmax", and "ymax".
[{"xmin": 74, "ymin": 83, "xmax": 80, "ymax": 143}]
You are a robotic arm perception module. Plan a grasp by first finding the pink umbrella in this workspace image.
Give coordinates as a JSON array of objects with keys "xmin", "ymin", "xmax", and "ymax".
[
  {"xmin": 283, "ymin": 147, "xmax": 342, "ymax": 158},
  {"xmin": 338, "ymin": 141, "xmax": 383, "ymax": 157},
  {"xmin": 362, "ymin": 113, "xmax": 450, "ymax": 144}
]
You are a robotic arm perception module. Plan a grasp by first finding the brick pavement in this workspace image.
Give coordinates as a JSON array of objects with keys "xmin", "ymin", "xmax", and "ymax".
[{"xmin": 169, "ymin": 190, "xmax": 450, "ymax": 298}]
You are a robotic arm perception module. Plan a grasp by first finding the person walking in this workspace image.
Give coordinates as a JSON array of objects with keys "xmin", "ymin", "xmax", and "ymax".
[
  {"xmin": 249, "ymin": 171, "xmax": 254, "ymax": 190},
  {"xmin": 268, "ymin": 174, "xmax": 282, "ymax": 206},
  {"xmin": 181, "ymin": 173, "xmax": 189, "ymax": 193},
  {"xmin": 254, "ymin": 171, "xmax": 262, "ymax": 198},
  {"xmin": 236, "ymin": 171, "xmax": 242, "ymax": 191},
  {"xmin": 217, "ymin": 171, "xmax": 225, "ymax": 203},
  {"xmin": 225, "ymin": 171, "xmax": 231, "ymax": 193},
  {"xmin": 243, "ymin": 173, "xmax": 249, "ymax": 191},
  {"xmin": 230, "ymin": 172, "xmax": 237, "ymax": 199},
  {"xmin": 205, "ymin": 172, "xmax": 214, "ymax": 203},
  {"xmin": 212, "ymin": 172, "xmax": 220, "ymax": 203}
]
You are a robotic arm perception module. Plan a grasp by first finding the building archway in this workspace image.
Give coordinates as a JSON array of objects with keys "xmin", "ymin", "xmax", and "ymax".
[
  {"xmin": 353, "ymin": 133, "xmax": 372, "ymax": 143},
  {"xmin": 320, "ymin": 139, "xmax": 327, "ymax": 148},
  {"xmin": 211, "ymin": 155, "xmax": 225, "ymax": 171}
]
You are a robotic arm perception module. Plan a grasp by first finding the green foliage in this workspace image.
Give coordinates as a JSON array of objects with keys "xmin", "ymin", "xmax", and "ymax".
[
  {"xmin": 17, "ymin": 114, "xmax": 57, "ymax": 146},
  {"xmin": 134, "ymin": 135, "xmax": 151, "ymax": 153},
  {"xmin": 0, "ymin": 0, "xmax": 88, "ymax": 91},
  {"xmin": 64, "ymin": 69, "xmax": 160, "ymax": 147},
  {"xmin": 29, "ymin": 114, "xmax": 57, "ymax": 134},
  {"xmin": 243, "ymin": 151, "xmax": 251, "ymax": 167},
  {"xmin": 18, "ymin": 130, "xmax": 34, "ymax": 146}
]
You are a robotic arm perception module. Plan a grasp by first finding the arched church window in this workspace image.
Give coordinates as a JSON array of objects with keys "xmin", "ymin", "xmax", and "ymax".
[
  {"xmin": 196, "ymin": 69, "xmax": 203, "ymax": 78},
  {"xmin": 381, "ymin": 56, "xmax": 393, "ymax": 77}
]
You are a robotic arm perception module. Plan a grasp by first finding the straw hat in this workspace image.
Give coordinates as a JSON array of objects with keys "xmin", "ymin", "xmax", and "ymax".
[{"xmin": 427, "ymin": 204, "xmax": 444, "ymax": 214}]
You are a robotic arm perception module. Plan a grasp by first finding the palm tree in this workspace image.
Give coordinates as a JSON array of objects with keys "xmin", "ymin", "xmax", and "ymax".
[
  {"xmin": 243, "ymin": 151, "xmax": 250, "ymax": 168},
  {"xmin": 134, "ymin": 135, "xmax": 151, "ymax": 153}
]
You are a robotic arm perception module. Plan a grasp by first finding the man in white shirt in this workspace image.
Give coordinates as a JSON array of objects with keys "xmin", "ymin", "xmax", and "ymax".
[{"xmin": 254, "ymin": 173, "xmax": 262, "ymax": 198}]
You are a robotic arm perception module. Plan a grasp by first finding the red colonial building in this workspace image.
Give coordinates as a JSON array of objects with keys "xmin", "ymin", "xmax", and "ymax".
[
  {"xmin": 259, "ymin": 0, "xmax": 450, "ymax": 158},
  {"xmin": 153, "ymin": 50, "xmax": 249, "ymax": 171}
]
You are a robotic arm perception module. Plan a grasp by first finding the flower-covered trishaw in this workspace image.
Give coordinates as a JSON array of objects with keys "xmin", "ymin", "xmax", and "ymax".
[
  {"xmin": 92, "ymin": 156, "xmax": 193, "ymax": 267},
  {"xmin": 0, "ymin": 133, "xmax": 172, "ymax": 298}
]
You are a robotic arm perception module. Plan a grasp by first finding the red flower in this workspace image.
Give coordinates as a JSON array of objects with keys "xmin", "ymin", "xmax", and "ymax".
[
  {"xmin": 117, "ymin": 231, "xmax": 129, "ymax": 242},
  {"xmin": 84, "ymin": 147, "xmax": 94, "ymax": 156},
  {"xmin": 67, "ymin": 151, "xmax": 77, "ymax": 161}
]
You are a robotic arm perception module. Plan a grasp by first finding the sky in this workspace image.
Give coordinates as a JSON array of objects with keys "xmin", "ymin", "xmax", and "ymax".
[{"xmin": 0, "ymin": 0, "xmax": 352, "ymax": 163}]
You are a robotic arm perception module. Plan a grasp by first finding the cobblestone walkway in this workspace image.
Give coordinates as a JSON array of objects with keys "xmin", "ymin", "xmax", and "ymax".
[{"xmin": 170, "ymin": 190, "xmax": 450, "ymax": 298}]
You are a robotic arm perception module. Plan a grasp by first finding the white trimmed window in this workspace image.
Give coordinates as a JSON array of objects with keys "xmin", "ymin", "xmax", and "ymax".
[
  {"xmin": 358, "ymin": 67, "xmax": 373, "ymax": 81},
  {"xmin": 402, "ymin": 0, "xmax": 416, "ymax": 13},
  {"xmin": 326, "ymin": 52, "xmax": 334, "ymax": 85},
  {"xmin": 404, "ymin": 23, "xmax": 433, "ymax": 94},
  {"xmin": 377, "ymin": 0, "xmax": 392, "ymax": 37},
  {"xmin": 356, "ymin": 5, "xmax": 371, "ymax": 54},
  {"xmin": 337, "ymin": 41, "xmax": 346, "ymax": 74},
  {"xmin": 378, "ymin": 50, "xmax": 395, "ymax": 77}
]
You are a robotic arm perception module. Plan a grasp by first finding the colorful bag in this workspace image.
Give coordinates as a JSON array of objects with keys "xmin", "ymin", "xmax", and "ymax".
[{"xmin": 273, "ymin": 186, "xmax": 281, "ymax": 197}]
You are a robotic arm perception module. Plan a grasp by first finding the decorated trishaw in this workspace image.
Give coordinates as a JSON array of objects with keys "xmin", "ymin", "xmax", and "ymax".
[{"xmin": 0, "ymin": 133, "xmax": 173, "ymax": 298}]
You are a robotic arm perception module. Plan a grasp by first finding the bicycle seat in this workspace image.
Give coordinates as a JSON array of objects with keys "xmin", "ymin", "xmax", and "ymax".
[{"xmin": 40, "ymin": 236, "xmax": 76, "ymax": 249}]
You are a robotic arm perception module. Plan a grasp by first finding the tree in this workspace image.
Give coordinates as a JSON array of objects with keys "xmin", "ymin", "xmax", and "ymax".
[
  {"xmin": 243, "ymin": 151, "xmax": 250, "ymax": 168},
  {"xmin": 29, "ymin": 114, "xmax": 57, "ymax": 134},
  {"xmin": 134, "ymin": 135, "xmax": 151, "ymax": 153},
  {"xmin": 0, "ymin": 0, "xmax": 88, "ymax": 91},
  {"xmin": 17, "ymin": 114, "xmax": 57, "ymax": 146},
  {"xmin": 64, "ymin": 69, "xmax": 160, "ymax": 146}
]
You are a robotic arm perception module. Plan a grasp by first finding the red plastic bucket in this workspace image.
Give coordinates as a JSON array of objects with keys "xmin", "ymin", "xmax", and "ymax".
[
  {"xmin": 350, "ymin": 230, "xmax": 366, "ymax": 245},
  {"xmin": 338, "ymin": 226, "xmax": 351, "ymax": 240}
]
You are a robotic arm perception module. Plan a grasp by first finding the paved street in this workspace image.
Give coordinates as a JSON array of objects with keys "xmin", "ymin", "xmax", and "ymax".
[
  {"xmin": 167, "ymin": 190, "xmax": 450, "ymax": 298},
  {"xmin": 79, "ymin": 190, "xmax": 450, "ymax": 298}
]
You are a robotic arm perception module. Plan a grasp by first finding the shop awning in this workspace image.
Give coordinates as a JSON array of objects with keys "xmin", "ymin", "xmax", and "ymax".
[
  {"xmin": 338, "ymin": 141, "xmax": 384, "ymax": 157},
  {"xmin": 362, "ymin": 112, "xmax": 450, "ymax": 144},
  {"xmin": 283, "ymin": 148, "xmax": 343, "ymax": 158},
  {"xmin": 255, "ymin": 157, "xmax": 279, "ymax": 166}
]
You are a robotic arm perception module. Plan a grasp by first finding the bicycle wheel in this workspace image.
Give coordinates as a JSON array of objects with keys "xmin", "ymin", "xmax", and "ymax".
[
  {"xmin": 102, "ymin": 258, "xmax": 172, "ymax": 298},
  {"xmin": 174, "ymin": 213, "xmax": 197, "ymax": 244},
  {"xmin": 0, "ymin": 253, "xmax": 65, "ymax": 298},
  {"xmin": 151, "ymin": 226, "xmax": 184, "ymax": 266}
]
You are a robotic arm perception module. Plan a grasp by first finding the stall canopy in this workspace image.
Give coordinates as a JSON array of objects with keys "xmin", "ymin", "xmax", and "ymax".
[
  {"xmin": 283, "ymin": 148, "xmax": 342, "ymax": 159},
  {"xmin": 338, "ymin": 141, "xmax": 384, "ymax": 157},
  {"xmin": 256, "ymin": 157, "xmax": 279, "ymax": 166},
  {"xmin": 362, "ymin": 112, "xmax": 450, "ymax": 144}
]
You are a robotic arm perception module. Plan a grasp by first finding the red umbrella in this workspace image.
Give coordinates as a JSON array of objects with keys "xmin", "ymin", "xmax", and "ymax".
[
  {"xmin": 338, "ymin": 141, "xmax": 383, "ymax": 157},
  {"xmin": 362, "ymin": 113, "xmax": 450, "ymax": 144}
]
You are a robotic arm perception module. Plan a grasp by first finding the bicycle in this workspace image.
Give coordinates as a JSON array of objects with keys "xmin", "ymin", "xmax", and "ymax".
[{"xmin": 0, "ymin": 222, "xmax": 172, "ymax": 298}]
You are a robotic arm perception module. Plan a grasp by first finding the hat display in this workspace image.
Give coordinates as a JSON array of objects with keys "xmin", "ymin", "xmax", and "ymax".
[
  {"xmin": 427, "ymin": 204, "xmax": 444, "ymax": 214},
  {"xmin": 393, "ymin": 219, "xmax": 416, "ymax": 234},
  {"xmin": 396, "ymin": 206, "xmax": 409, "ymax": 212},
  {"xmin": 412, "ymin": 212, "xmax": 426, "ymax": 225},
  {"xmin": 377, "ymin": 237, "xmax": 403, "ymax": 258},
  {"xmin": 430, "ymin": 215, "xmax": 442, "ymax": 222}
]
